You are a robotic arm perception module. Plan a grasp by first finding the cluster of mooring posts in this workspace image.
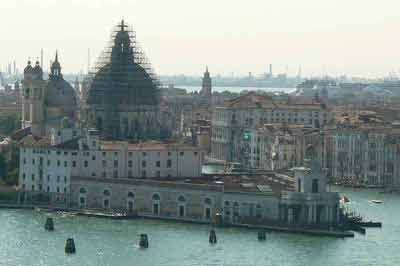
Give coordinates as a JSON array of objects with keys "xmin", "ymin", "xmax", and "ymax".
[
  {"xmin": 44, "ymin": 218, "xmax": 54, "ymax": 231},
  {"xmin": 258, "ymin": 230, "xmax": 267, "ymax": 241},
  {"xmin": 209, "ymin": 230, "xmax": 217, "ymax": 244},
  {"xmin": 139, "ymin": 234, "xmax": 149, "ymax": 248},
  {"xmin": 43, "ymin": 218, "xmax": 76, "ymax": 254},
  {"xmin": 65, "ymin": 238, "xmax": 76, "ymax": 254}
]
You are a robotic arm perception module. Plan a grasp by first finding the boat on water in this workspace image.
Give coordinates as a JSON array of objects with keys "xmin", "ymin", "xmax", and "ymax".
[
  {"xmin": 370, "ymin": 200, "xmax": 383, "ymax": 204},
  {"xmin": 340, "ymin": 196, "xmax": 350, "ymax": 204}
]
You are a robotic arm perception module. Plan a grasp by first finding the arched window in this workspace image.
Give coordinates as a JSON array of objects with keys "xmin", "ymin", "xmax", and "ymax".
[
  {"xmin": 128, "ymin": 192, "xmax": 134, "ymax": 198},
  {"xmin": 152, "ymin": 193, "xmax": 160, "ymax": 201},
  {"xmin": 79, "ymin": 187, "xmax": 87, "ymax": 194},
  {"xmin": 204, "ymin": 198, "xmax": 212, "ymax": 205},
  {"xmin": 178, "ymin": 195, "xmax": 186, "ymax": 202},
  {"xmin": 103, "ymin": 189, "xmax": 111, "ymax": 196}
]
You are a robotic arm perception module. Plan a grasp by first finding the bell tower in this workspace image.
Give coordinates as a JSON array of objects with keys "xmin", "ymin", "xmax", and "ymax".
[
  {"xmin": 201, "ymin": 66, "xmax": 212, "ymax": 99},
  {"xmin": 22, "ymin": 59, "xmax": 46, "ymax": 136}
]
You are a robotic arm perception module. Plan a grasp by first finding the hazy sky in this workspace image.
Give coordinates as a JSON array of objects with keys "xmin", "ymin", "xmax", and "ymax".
[{"xmin": 2, "ymin": 0, "xmax": 400, "ymax": 78}]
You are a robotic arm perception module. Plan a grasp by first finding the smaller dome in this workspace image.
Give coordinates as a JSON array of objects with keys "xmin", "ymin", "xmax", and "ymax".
[
  {"xmin": 24, "ymin": 61, "xmax": 33, "ymax": 74},
  {"xmin": 32, "ymin": 61, "xmax": 43, "ymax": 80}
]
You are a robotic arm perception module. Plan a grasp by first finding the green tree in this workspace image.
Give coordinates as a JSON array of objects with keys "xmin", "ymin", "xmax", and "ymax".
[{"xmin": 0, "ymin": 113, "xmax": 20, "ymax": 136}]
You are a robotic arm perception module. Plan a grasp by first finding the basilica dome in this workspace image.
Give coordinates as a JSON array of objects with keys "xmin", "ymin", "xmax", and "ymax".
[
  {"xmin": 87, "ymin": 20, "xmax": 159, "ymax": 107},
  {"xmin": 45, "ymin": 53, "xmax": 77, "ymax": 115}
]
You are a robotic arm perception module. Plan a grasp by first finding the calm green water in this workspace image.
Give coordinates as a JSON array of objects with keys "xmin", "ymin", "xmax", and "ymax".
[{"xmin": 0, "ymin": 187, "xmax": 399, "ymax": 266}]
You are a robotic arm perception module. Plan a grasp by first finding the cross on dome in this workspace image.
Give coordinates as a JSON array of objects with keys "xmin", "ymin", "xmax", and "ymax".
[{"xmin": 118, "ymin": 19, "xmax": 127, "ymax": 32}]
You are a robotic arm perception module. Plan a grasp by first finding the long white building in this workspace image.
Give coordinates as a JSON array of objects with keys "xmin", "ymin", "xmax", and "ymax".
[{"xmin": 18, "ymin": 127, "xmax": 205, "ymax": 203}]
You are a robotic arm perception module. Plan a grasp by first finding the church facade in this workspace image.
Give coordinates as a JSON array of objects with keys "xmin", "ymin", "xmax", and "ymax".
[{"xmin": 22, "ymin": 53, "xmax": 77, "ymax": 137}]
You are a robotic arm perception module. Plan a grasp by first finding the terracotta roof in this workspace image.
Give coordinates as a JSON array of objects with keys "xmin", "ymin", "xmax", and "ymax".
[
  {"xmin": 225, "ymin": 92, "xmax": 276, "ymax": 108},
  {"xmin": 19, "ymin": 135, "xmax": 51, "ymax": 148},
  {"xmin": 11, "ymin": 127, "xmax": 31, "ymax": 141},
  {"xmin": 221, "ymin": 92, "xmax": 325, "ymax": 110}
]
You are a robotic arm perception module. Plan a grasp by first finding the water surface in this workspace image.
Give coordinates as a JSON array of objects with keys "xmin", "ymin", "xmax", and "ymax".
[{"xmin": 0, "ymin": 187, "xmax": 398, "ymax": 266}]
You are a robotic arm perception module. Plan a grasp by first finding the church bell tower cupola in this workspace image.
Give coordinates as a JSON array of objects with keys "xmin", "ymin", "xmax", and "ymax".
[{"xmin": 49, "ymin": 51, "xmax": 63, "ymax": 80}]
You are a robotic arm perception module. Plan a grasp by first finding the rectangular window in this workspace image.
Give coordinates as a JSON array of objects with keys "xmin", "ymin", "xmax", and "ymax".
[
  {"xmin": 167, "ymin": 159, "xmax": 172, "ymax": 168},
  {"xmin": 47, "ymin": 160, "xmax": 50, "ymax": 166},
  {"xmin": 142, "ymin": 160, "xmax": 146, "ymax": 168},
  {"xmin": 72, "ymin": 161, "xmax": 76, "ymax": 167},
  {"xmin": 180, "ymin": 151, "xmax": 184, "ymax": 156},
  {"xmin": 205, "ymin": 208, "xmax": 211, "ymax": 219},
  {"xmin": 32, "ymin": 174, "xmax": 35, "ymax": 181},
  {"xmin": 32, "ymin": 159, "xmax": 35, "ymax": 165},
  {"xmin": 84, "ymin": 161, "xmax": 88, "ymax": 168},
  {"xmin": 142, "ymin": 170, "xmax": 146, "ymax": 178},
  {"xmin": 64, "ymin": 161, "xmax": 68, "ymax": 167},
  {"xmin": 128, "ymin": 160, "xmax": 133, "ymax": 168},
  {"xmin": 156, "ymin": 170, "xmax": 161, "ymax": 177},
  {"xmin": 128, "ymin": 152, "xmax": 133, "ymax": 157},
  {"xmin": 113, "ymin": 170, "xmax": 118, "ymax": 178},
  {"xmin": 102, "ymin": 160, "xmax": 107, "ymax": 167},
  {"xmin": 156, "ymin": 161, "xmax": 160, "ymax": 167},
  {"xmin": 312, "ymin": 179, "xmax": 319, "ymax": 193},
  {"xmin": 114, "ymin": 160, "xmax": 118, "ymax": 168},
  {"xmin": 57, "ymin": 160, "xmax": 60, "ymax": 167},
  {"xmin": 92, "ymin": 156, "xmax": 96, "ymax": 161}
]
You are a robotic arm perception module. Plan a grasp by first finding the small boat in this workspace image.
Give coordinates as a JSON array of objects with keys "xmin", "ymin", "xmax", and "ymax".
[
  {"xmin": 370, "ymin": 200, "xmax": 383, "ymax": 204},
  {"xmin": 340, "ymin": 196, "xmax": 350, "ymax": 204}
]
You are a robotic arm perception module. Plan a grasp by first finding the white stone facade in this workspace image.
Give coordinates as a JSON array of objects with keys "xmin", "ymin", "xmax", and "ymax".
[{"xmin": 18, "ymin": 131, "xmax": 205, "ymax": 198}]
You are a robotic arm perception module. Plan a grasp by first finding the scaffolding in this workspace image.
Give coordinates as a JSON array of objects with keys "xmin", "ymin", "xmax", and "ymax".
[{"xmin": 87, "ymin": 20, "xmax": 160, "ymax": 107}]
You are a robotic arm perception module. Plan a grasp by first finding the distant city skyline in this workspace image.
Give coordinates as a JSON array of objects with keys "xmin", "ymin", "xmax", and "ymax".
[{"xmin": 2, "ymin": 0, "xmax": 400, "ymax": 78}]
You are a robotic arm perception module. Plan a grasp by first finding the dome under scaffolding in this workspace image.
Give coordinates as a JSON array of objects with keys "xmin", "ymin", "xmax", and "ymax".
[
  {"xmin": 87, "ymin": 20, "xmax": 160, "ymax": 107},
  {"xmin": 85, "ymin": 20, "xmax": 172, "ymax": 141}
]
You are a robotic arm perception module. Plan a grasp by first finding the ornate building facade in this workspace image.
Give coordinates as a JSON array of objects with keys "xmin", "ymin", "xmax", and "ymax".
[{"xmin": 211, "ymin": 92, "xmax": 330, "ymax": 162}]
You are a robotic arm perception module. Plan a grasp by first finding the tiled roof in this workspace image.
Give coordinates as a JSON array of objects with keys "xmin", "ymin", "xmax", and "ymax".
[
  {"xmin": 222, "ymin": 92, "xmax": 325, "ymax": 110},
  {"xmin": 100, "ymin": 141, "xmax": 202, "ymax": 151}
]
